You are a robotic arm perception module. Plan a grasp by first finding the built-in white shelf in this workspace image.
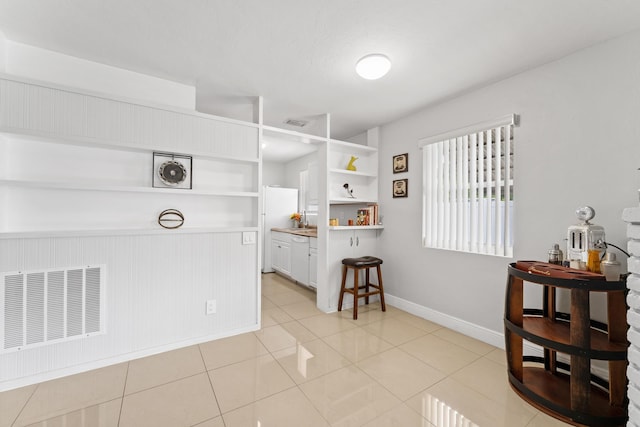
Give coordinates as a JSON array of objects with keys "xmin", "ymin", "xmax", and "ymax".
[
  {"xmin": 262, "ymin": 125, "xmax": 326, "ymax": 145},
  {"xmin": 329, "ymin": 198, "xmax": 379, "ymax": 204},
  {"xmin": 0, "ymin": 72, "xmax": 259, "ymax": 129},
  {"xmin": 0, "ymin": 179, "xmax": 259, "ymax": 198},
  {"xmin": 328, "ymin": 225, "xmax": 384, "ymax": 231},
  {"xmin": 329, "ymin": 168, "xmax": 377, "ymax": 178},
  {"xmin": 0, "ymin": 226, "xmax": 259, "ymax": 240},
  {"xmin": 329, "ymin": 139, "xmax": 377, "ymax": 154},
  {"xmin": 0, "ymin": 131, "xmax": 260, "ymax": 164}
]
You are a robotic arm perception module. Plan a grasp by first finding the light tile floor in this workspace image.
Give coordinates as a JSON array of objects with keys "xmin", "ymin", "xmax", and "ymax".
[{"xmin": 0, "ymin": 273, "xmax": 571, "ymax": 427}]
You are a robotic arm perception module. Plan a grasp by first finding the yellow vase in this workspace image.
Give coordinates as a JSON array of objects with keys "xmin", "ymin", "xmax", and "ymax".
[{"xmin": 346, "ymin": 156, "xmax": 358, "ymax": 171}]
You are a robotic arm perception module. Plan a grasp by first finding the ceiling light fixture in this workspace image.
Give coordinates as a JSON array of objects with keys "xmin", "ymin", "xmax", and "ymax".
[{"xmin": 355, "ymin": 54, "xmax": 391, "ymax": 80}]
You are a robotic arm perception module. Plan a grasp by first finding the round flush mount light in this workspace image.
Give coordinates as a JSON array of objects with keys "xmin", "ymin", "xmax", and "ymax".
[{"xmin": 355, "ymin": 54, "xmax": 391, "ymax": 80}]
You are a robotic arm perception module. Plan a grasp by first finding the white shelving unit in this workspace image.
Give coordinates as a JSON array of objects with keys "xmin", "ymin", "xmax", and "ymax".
[
  {"xmin": 327, "ymin": 138, "xmax": 378, "ymax": 204},
  {"xmin": 310, "ymin": 133, "xmax": 383, "ymax": 312},
  {"xmin": 0, "ymin": 179, "xmax": 260, "ymax": 198},
  {"xmin": 0, "ymin": 74, "xmax": 260, "ymax": 236},
  {"xmin": 328, "ymin": 225, "xmax": 384, "ymax": 231},
  {"xmin": 262, "ymin": 125, "xmax": 326, "ymax": 145}
]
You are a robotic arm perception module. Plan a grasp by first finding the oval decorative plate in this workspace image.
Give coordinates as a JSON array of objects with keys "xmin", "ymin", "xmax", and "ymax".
[{"xmin": 158, "ymin": 209, "xmax": 185, "ymax": 229}]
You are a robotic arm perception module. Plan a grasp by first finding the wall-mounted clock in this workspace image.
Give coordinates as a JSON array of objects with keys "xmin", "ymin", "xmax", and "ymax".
[{"xmin": 152, "ymin": 152, "xmax": 192, "ymax": 189}]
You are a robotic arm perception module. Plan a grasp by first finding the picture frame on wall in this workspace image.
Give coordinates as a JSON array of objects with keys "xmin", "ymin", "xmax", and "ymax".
[
  {"xmin": 393, "ymin": 153, "xmax": 408, "ymax": 173},
  {"xmin": 393, "ymin": 179, "xmax": 408, "ymax": 198}
]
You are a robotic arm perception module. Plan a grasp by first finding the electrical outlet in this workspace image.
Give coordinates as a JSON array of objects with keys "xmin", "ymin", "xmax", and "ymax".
[{"xmin": 206, "ymin": 299, "xmax": 216, "ymax": 315}]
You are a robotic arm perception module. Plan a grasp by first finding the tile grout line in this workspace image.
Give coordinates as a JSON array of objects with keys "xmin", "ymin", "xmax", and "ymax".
[
  {"xmin": 9, "ymin": 382, "xmax": 39, "ymax": 427},
  {"xmin": 196, "ymin": 343, "xmax": 225, "ymax": 427},
  {"xmin": 116, "ymin": 361, "xmax": 130, "ymax": 427}
]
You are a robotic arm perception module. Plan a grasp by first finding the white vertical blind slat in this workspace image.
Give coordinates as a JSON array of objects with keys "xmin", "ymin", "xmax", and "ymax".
[
  {"xmin": 470, "ymin": 133, "xmax": 478, "ymax": 252},
  {"xmin": 426, "ymin": 146, "xmax": 435, "ymax": 247},
  {"xmin": 462, "ymin": 135, "xmax": 470, "ymax": 252},
  {"xmin": 424, "ymin": 145, "xmax": 438, "ymax": 245},
  {"xmin": 494, "ymin": 126, "xmax": 503, "ymax": 256},
  {"xmin": 437, "ymin": 142, "xmax": 444, "ymax": 248},
  {"xmin": 443, "ymin": 139, "xmax": 450, "ymax": 249},
  {"xmin": 456, "ymin": 137, "xmax": 463, "ymax": 250},
  {"xmin": 477, "ymin": 131, "xmax": 485, "ymax": 253},
  {"xmin": 449, "ymin": 138, "xmax": 457, "ymax": 250},
  {"xmin": 485, "ymin": 129, "xmax": 492, "ymax": 254},
  {"xmin": 422, "ymin": 148, "xmax": 429, "ymax": 246}
]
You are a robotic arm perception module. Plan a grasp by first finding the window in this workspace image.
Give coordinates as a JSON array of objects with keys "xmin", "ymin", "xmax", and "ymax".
[{"xmin": 418, "ymin": 114, "xmax": 518, "ymax": 257}]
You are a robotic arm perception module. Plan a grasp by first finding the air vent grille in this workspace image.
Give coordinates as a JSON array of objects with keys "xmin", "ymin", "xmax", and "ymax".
[
  {"xmin": 283, "ymin": 118, "xmax": 309, "ymax": 128},
  {"xmin": 1, "ymin": 265, "xmax": 105, "ymax": 353}
]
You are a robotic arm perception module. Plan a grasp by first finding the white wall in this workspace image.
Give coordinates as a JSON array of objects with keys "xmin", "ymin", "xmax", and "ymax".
[
  {"xmin": 284, "ymin": 152, "xmax": 318, "ymax": 188},
  {"xmin": 262, "ymin": 161, "xmax": 286, "ymax": 187},
  {"xmin": 378, "ymin": 29, "xmax": 640, "ymax": 339},
  {"xmin": 0, "ymin": 30, "xmax": 6, "ymax": 72},
  {"xmin": 346, "ymin": 132, "xmax": 367, "ymax": 146},
  {"xmin": 5, "ymin": 41, "xmax": 195, "ymax": 109},
  {"xmin": 0, "ymin": 232, "xmax": 258, "ymax": 391}
]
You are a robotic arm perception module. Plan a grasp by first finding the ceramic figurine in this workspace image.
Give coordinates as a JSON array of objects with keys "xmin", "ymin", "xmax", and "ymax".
[{"xmin": 346, "ymin": 156, "xmax": 358, "ymax": 171}]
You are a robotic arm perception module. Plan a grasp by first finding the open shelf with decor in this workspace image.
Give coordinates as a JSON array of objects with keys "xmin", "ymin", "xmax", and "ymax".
[
  {"xmin": 327, "ymin": 139, "xmax": 378, "ymax": 204},
  {"xmin": 0, "ymin": 74, "xmax": 260, "ymax": 235}
]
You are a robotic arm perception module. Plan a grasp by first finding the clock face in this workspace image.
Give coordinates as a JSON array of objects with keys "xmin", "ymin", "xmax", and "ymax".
[
  {"xmin": 158, "ymin": 161, "xmax": 187, "ymax": 186},
  {"xmin": 576, "ymin": 206, "xmax": 595, "ymax": 222}
]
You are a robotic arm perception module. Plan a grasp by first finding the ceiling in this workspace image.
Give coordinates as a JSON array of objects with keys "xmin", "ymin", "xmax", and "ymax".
[{"xmin": 1, "ymin": 0, "xmax": 640, "ymax": 142}]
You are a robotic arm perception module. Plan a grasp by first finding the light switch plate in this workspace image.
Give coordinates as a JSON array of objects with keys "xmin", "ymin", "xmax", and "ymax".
[{"xmin": 242, "ymin": 231, "xmax": 256, "ymax": 245}]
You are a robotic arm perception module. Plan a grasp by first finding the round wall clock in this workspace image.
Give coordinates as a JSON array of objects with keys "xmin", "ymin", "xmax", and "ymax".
[{"xmin": 158, "ymin": 160, "xmax": 187, "ymax": 186}]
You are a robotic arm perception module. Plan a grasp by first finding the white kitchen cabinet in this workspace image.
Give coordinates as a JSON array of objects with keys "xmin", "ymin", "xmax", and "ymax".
[
  {"xmin": 271, "ymin": 232, "xmax": 291, "ymax": 276},
  {"xmin": 309, "ymin": 237, "xmax": 318, "ymax": 288},
  {"xmin": 326, "ymin": 228, "xmax": 379, "ymax": 311},
  {"xmin": 290, "ymin": 235, "xmax": 310, "ymax": 286}
]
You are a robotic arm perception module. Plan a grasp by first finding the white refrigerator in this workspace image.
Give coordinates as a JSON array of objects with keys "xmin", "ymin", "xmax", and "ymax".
[{"xmin": 262, "ymin": 186, "xmax": 299, "ymax": 273}]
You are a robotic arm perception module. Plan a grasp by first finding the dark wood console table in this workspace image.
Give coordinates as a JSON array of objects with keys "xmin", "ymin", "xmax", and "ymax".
[{"xmin": 504, "ymin": 261, "xmax": 628, "ymax": 426}]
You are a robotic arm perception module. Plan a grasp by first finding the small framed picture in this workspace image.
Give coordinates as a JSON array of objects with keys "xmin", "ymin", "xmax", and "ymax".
[
  {"xmin": 393, "ymin": 179, "xmax": 408, "ymax": 198},
  {"xmin": 393, "ymin": 153, "xmax": 408, "ymax": 173}
]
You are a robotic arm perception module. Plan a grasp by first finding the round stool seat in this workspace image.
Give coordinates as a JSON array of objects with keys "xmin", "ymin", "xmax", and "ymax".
[{"xmin": 342, "ymin": 256, "xmax": 383, "ymax": 267}]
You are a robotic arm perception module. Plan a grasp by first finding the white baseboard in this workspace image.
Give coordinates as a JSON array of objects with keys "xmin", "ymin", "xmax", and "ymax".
[
  {"xmin": 0, "ymin": 323, "xmax": 260, "ymax": 392},
  {"xmin": 385, "ymin": 293, "xmax": 505, "ymax": 349}
]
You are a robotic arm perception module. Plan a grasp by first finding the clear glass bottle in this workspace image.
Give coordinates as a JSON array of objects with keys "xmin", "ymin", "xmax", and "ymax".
[{"xmin": 548, "ymin": 243, "xmax": 564, "ymax": 265}]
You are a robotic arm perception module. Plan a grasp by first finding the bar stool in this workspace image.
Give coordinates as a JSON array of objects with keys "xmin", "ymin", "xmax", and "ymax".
[{"xmin": 338, "ymin": 256, "xmax": 386, "ymax": 320}]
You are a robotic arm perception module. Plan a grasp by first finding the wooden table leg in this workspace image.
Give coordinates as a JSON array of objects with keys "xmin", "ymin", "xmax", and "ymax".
[
  {"xmin": 543, "ymin": 286, "xmax": 557, "ymax": 373},
  {"xmin": 506, "ymin": 274, "xmax": 523, "ymax": 382},
  {"xmin": 352, "ymin": 268, "xmax": 359, "ymax": 320},
  {"xmin": 607, "ymin": 290, "xmax": 628, "ymax": 406},
  {"xmin": 570, "ymin": 288, "xmax": 591, "ymax": 413}
]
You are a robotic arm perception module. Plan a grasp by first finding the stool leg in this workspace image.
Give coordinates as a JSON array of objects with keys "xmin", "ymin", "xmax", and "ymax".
[
  {"xmin": 338, "ymin": 265, "xmax": 347, "ymax": 312},
  {"xmin": 353, "ymin": 267, "xmax": 359, "ymax": 320},
  {"xmin": 365, "ymin": 267, "xmax": 370, "ymax": 305},
  {"xmin": 376, "ymin": 265, "xmax": 386, "ymax": 312}
]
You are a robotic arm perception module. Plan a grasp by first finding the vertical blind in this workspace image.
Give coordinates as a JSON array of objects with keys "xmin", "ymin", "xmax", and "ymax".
[{"xmin": 418, "ymin": 114, "xmax": 518, "ymax": 257}]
